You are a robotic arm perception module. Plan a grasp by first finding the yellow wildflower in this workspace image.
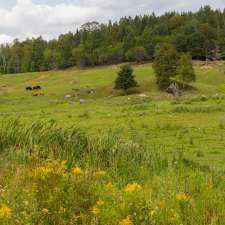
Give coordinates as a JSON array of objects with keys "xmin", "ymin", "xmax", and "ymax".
[
  {"xmin": 72, "ymin": 166, "xmax": 83, "ymax": 175},
  {"xmin": 176, "ymin": 192, "xmax": 190, "ymax": 203},
  {"xmin": 119, "ymin": 216, "xmax": 134, "ymax": 225},
  {"xmin": 124, "ymin": 182, "xmax": 142, "ymax": 193},
  {"xmin": 30, "ymin": 161, "xmax": 66, "ymax": 180},
  {"xmin": 0, "ymin": 205, "xmax": 12, "ymax": 218},
  {"xmin": 42, "ymin": 208, "xmax": 50, "ymax": 214},
  {"xmin": 91, "ymin": 206, "xmax": 99, "ymax": 215},
  {"xmin": 96, "ymin": 199, "xmax": 104, "ymax": 206}
]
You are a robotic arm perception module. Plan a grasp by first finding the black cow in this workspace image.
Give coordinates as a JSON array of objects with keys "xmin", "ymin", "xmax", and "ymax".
[
  {"xmin": 26, "ymin": 86, "xmax": 33, "ymax": 91},
  {"xmin": 33, "ymin": 86, "xmax": 42, "ymax": 90}
]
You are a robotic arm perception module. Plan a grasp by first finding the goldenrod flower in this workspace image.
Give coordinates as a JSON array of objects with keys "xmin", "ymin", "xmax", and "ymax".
[
  {"xmin": 72, "ymin": 166, "xmax": 83, "ymax": 175},
  {"xmin": 124, "ymin": 182, "xmax": 142, "ymax": 193},
  {"xmin": 30, "ymin": 161, "xmax": 66, "ymax": 180},
  {"xmin": 96, "ymin": 199, "xmax": 104, "ymax": 206},
  {"xmin": 119, "ymin": 216, "xmax": 134, "ymax": 225},
  {"xmin": 0, "ymin": 205, "xmax": 12, "ymax": 218},
  {"xmin": 42, "ymin": 208, "xmax": 50, "ymax": 214},
  {"xmin": 91, "ymin": 206, "xmax": 99, "ymax": 215},
  {"xmin": 176, "ymin": 192, "xmax": 190, "ymax": 203}
]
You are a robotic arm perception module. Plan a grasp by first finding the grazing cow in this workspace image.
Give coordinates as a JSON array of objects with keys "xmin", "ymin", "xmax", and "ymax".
[
  {"xmin": 26, "ymin": 86, "xmax": 33, "ymax": 91},
  {"xmin": 33, "ymin": 86, "xmax": 42, "ymax": 90}
]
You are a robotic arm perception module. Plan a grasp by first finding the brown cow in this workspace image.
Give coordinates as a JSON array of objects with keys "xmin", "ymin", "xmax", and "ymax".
[{"xmin": 33, "ymin": 92, "xmax": 45, "ymax": 97}]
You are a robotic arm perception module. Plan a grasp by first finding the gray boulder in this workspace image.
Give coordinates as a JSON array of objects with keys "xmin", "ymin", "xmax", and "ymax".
[{"xmin": 166, "ymin": 83, "xmax": 181, "ymax": 97}]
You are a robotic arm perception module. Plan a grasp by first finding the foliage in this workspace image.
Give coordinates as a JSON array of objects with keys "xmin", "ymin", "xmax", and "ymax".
[
  {"xmin": 126, "ymin": 47, "xmax": 147, "ymax": 63},
  {"xmin": 72, "ymin": 46, "xmax": 95, "ymax": 67},
  {"xmin": 176, "ymin": 53, "xmax": 196, "ymax": 86},
  {"xmin": 153, "ymin": 43, "xmax": 179, "ymax": 89},
  {"xmin": 115, "ymin": 65, "xmax": 138, "ymax": 94}
]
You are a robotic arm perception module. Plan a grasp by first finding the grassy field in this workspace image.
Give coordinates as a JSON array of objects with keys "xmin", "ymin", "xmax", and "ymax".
[{"xmin": 0, "ymin": 62, "xmax": 225, "ymax": 224}]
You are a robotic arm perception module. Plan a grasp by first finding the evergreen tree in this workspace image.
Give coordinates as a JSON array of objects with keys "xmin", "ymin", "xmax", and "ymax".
[
  {"xmin": 176, "ymin": 53, "xmax": 196, "ymax": 87},
  {"xmin": 153, "ymin": 43, "xmax": 179, "ymax": 89},
  {"xmin": 115, "ymin": 65, "xmax": 138, "ymax": 94}
]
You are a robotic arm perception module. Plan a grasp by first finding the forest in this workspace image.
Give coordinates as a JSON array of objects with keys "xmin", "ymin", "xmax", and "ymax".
[{"xmin": 0, "ymin": 5, "xmax": 225, "ymax": 74}]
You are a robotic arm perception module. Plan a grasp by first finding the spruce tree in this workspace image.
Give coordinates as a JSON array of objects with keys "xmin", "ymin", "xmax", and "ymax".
[{"xmin": 114, "ymin": 65, "xmax": 138, "ymax": 94}]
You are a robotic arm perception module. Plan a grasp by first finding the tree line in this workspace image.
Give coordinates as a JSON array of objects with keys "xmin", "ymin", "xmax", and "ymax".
[
  {"xmin": 0, "ymin": 5, "xmax": 225, "ymax": 74},
  {"xmin": 115, "ymin": 43, "xmax": 195, "ymax": 93}
]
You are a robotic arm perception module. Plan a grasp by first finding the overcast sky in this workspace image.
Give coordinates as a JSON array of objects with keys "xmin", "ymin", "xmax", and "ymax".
[{"xmin": 0, "ymin": 0, "xmax": 224, "ymax": 43}]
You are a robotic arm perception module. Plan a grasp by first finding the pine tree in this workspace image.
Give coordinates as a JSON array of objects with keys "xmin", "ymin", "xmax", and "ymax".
[
  {"xmin": 114, "ymin": 65, "xmax": 138, "ymax": 94},
  {"xmin": 176, "ymin": 53, "xmax": 196, "ymax": 88}
]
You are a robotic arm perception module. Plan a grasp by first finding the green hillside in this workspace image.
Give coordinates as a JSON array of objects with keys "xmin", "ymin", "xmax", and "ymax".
[
  {"xmin": 1, "ymin": 62, "xmax": 225, "ymax": 167},
  {"xmin": 0, "ymin": 62, "xmax": 225, "ymax": 224}
]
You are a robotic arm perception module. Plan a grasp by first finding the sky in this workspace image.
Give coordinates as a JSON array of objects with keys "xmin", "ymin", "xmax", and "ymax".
[{"xmin": 0, "ymin": 0, "xmax": 224, "ymax": 43}]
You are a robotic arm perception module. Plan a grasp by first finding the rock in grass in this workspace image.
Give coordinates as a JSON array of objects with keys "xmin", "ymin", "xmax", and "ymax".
[
  {"xmin": 65, "ymin": 94, "xmax": 72, "ymax": 99},
  {"xmin": 79, "ymin": 99, "xmax": 87, "ymax": 104}
]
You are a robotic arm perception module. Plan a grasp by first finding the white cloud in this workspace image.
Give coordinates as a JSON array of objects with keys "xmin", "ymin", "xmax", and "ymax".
[
  {"xmin": 0, "ymin": 34, "xmax": 14, "ymax": 44},
  {"xmin": 0, "ymin": 0, "xmax": 224, "ymax": 43},
  {"xmin": 0, "ymin": 0, "xmax": 100, "ymax": 43}
]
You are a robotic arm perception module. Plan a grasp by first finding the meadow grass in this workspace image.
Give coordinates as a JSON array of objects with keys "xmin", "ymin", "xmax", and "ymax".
[
  {"xmin": 0, "ymin": 62, "xmax": 225, "ymax": 224},
  {"xmin": 0, "ymin": 120, "xmax": 224, "ymax": 224}
]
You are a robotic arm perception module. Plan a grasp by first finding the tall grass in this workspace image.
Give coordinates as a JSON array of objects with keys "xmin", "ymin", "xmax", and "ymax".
[
  {"xmin": 0, "ymin": 120, "xmax": 224, "ymax": 225},
  {"xmin": 0, "ymin": 119, "xmax": 168, "ymax": 182}
]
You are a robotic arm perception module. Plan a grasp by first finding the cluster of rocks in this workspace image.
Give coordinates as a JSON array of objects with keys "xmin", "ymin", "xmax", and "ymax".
[{"xmin": 64, "ymin": 87, "xmax": 95, "ymax": 104}]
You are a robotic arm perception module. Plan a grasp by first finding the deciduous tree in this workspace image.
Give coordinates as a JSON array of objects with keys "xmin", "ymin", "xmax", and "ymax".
[
  {"xmin": 176, "ymin": 53, "xmax": 196, "ymax": 87},
  {"xmin": 153, "ymin": 43, "xmax": 179, "ymax": 89}
]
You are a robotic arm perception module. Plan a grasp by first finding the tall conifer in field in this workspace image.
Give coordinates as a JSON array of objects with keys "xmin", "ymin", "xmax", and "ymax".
[{"xmin": 115, "ymin": 65, "xmax": 138, "ymax": 94}]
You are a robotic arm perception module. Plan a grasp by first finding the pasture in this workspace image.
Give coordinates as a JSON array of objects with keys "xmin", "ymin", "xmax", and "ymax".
[{"xmin": 0, "ymin": 62, "xmax": 225, "ymax": 224}]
